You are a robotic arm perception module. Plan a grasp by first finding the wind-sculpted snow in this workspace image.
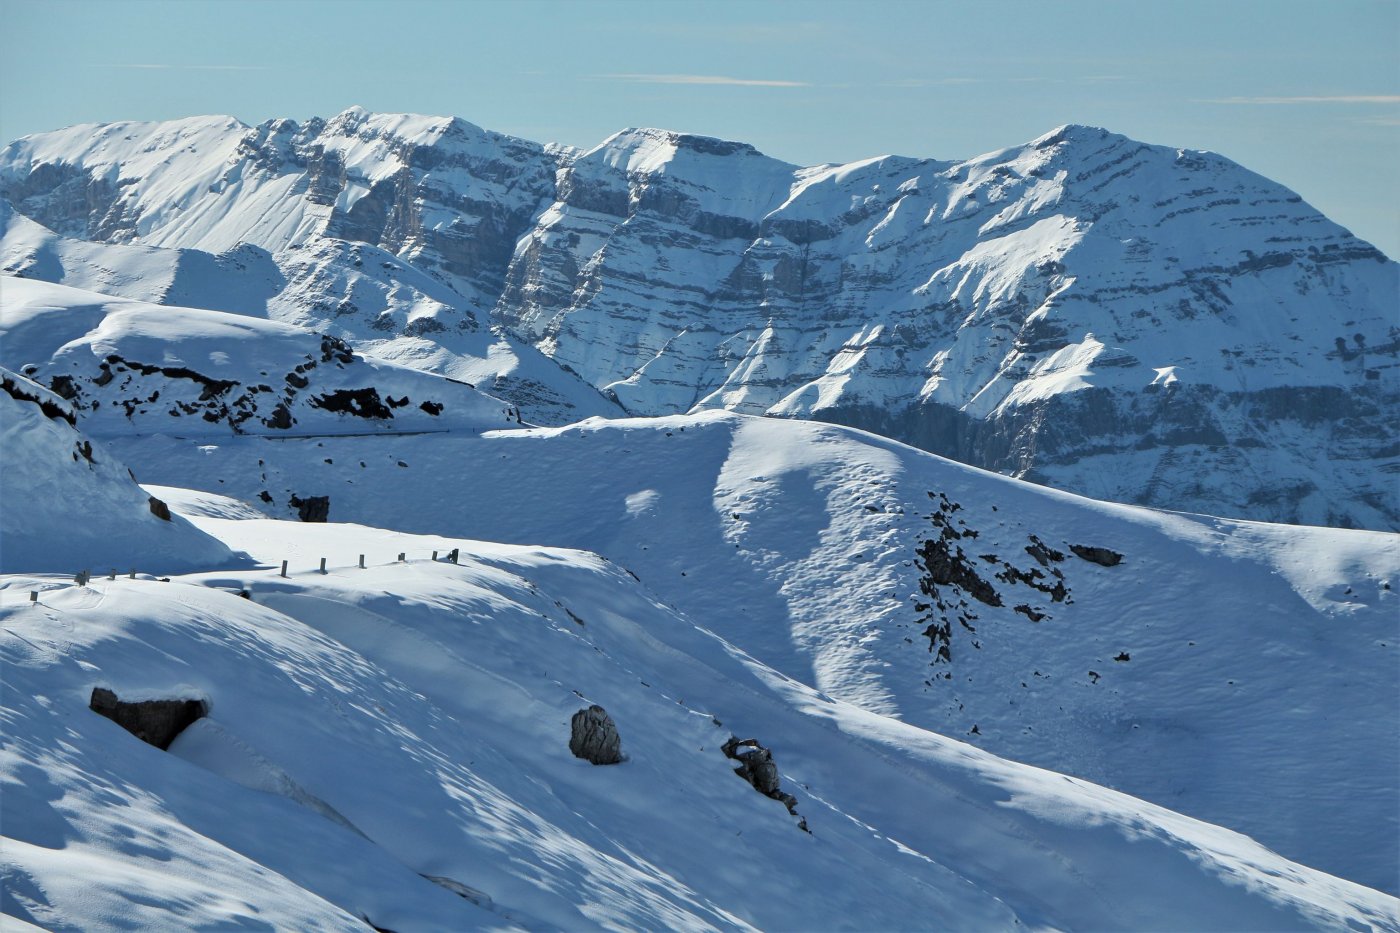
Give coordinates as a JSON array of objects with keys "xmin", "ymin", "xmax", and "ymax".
[
  {"xmin": 3, "ymin": 510, "xmax": 1396, "ymax": 930},
  {"xmin": 3, "ymin": 112, "xmax": 1393, "ymax": 527},
  {"xmin": 108, "ymin": 413, "xmax": 1400, "ymax": 894},
  {"xmin": 0, "ymin": 367, "xmax": 235, "ymax": 574},
  {"xmin": 0, "ymin": 277, "xmax": 519, "ymax": 437}
]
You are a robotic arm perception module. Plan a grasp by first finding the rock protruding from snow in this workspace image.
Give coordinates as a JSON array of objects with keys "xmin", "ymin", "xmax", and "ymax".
[
  {"xmin": 89, "ymin": 687, "xmax": 206, "ymax": 750},
  {"xmin": 288, "ymin": 494, "xmax": 329, "ymax": 523},
  {"xmin": 569, "ymin": 705, "xmax": 623, "ymax": 765},
  {"xmin": 722, "ymin": 736, "xmax": 803, "ymax": 826},
  {"xmin": 1070, "ymin": 544, "xmax": 1124, "ymax": 566}
]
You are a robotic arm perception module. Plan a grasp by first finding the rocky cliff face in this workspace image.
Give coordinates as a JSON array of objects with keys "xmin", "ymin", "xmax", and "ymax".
[{"xmin": 3, "ymin": 112, "xmax": 1395, "ymax": 528}]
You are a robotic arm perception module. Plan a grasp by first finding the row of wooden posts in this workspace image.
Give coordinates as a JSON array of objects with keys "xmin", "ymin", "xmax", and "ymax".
[
  {"xmin": 276, "ymin": 547, "xmax": 461, "ymax": 577},
  {"xmin": 34, "ymin": 549, "xmax": 466, "ymax": 602}
]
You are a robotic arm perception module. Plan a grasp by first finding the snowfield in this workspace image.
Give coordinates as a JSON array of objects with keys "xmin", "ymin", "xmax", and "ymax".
[{"xmin": 3, "ymin": 507, "xmax": 1397, "ymax": 931}]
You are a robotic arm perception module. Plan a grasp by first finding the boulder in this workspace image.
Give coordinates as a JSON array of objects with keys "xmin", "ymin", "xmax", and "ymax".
[
  {"xmin": 89, "ymin": 687, "xmax": 206, "ymax": 750},
  {"xmin": 569, "ymin": 705, "xmax": 623, "ymax": 765}
]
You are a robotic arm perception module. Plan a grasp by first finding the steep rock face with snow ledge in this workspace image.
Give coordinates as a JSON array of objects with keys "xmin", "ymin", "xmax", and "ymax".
[
  {"xmin": 498, "ymin": 124, "xmax": 1397, "ymax": 529},
  {"xmin": 3, "ymin": 113, "xmax": 1395, "ymax": 527}
]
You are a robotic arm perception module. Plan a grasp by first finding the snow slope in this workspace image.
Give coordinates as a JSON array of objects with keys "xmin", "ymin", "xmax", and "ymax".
[
  {"xmin": 3, "ymin": 507, "xmax": 1396, "ymax": 930},
  {"xmin": 105, "ymin": 412, "xmax": 1400, "ymax": 893},
  {"xmin": 3, "ymin": 111, "xmax": 1394, "ymax": 527},
  {"xmin": 0, "ymin": 277, "xmax": 520, "ymax": 437},
  {"xmin": 0, "ymin": 367, "xmax": 235, "ymax": 574}
]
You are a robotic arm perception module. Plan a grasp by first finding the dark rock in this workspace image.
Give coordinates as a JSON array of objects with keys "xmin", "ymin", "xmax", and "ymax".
[
  {"xmin": 89, "ymin": 687, "xmax": 206, "ymax": 750},
  {"xmin": 419, "ymin": 400, "xmax": 443, "ymax": 415},
  {"xmin": 721, "ymin": 736, "xmax": 801, "ymax": 818},
  {"xmin": 1024, "ymin": 534, "xmax": 1065, "ymax": 567},
  {"xmin": 264, "ymin": 403, "xmax": 294, "ymax": 430},
  {"xmin": 309, "ymin": 387, "xmax": 394, "ymax": 419},
  {"xmin": 1070, "ymin": 544, "xmax": 1124, "ymax": 566},
  {"xmin": 1014, "ymin": 604, "xmax": 1046, "ymax": 622},
  {"xmin": 916, "ymin": 535, "xmax": 1002, "ymax": 608},
  {"xmin": 288, "ymin": 494, "xmax": 330, "ymax": 522},
  {"xmin": 1114, "ymin": 651, "xmax": 1131, "ymax": 662},
  {"xmin": 48, "ymin": 374, "xmax": 79, "ymax": 400},
  {"xmin": 569, "ymin": 705, "xmax": 623, "ymax": 765},
  {"xmin": 148, "ymin": 496, "xmax": 172, "ymax": 521}
]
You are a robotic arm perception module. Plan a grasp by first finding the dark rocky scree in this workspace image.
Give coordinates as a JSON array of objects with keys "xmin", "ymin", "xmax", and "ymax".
[
  {"xmin": 721, "ymin": 736, "xmax": 808, "ymax": 832},
  {"xmin": 568, "ymin": 705, "xmax": 623, "ymax": 765},
  {"xmin": 89, "ymin": 687, "xmax": 206, "ymax": 750},
  {"xmin": 912, "ymin": 493, "xmax": 1078, "ymax": 666},
  {"xmin": 287, "ymin": 494, "xmax": 330, "ymax": 523}
]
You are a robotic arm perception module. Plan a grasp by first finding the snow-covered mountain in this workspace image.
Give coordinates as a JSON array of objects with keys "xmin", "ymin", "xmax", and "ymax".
[
  {"xmin": 2, "ymin": 108, "xmax": 1398, "ymax": 929},
  {"xmin": 3, "ymin": 110, "xmax": 1395, "ymax": 528},
  {"xmin": 0, "ymin": 276, "xmax": 520, "ymax": 439}
]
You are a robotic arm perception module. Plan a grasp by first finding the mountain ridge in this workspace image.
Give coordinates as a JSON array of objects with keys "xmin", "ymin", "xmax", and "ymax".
[{"xmin": 2, "ymin": 108, "xmax": 1395, "ymax": 529}]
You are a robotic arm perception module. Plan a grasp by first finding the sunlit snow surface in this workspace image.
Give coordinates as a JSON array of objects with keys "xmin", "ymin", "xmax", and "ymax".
[
  {"xmin": 3, "ymin": 511, "xmax": 1396, "ymax": 931},
  {"xmin": 3, "ymin": 408, "xmax": 1397, "ymax": 930}
]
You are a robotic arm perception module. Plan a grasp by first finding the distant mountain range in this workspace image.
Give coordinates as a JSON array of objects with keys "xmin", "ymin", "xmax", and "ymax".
[{"xmin": 2, "ymin": 109, "xmax": 1395, "ymax": 528}]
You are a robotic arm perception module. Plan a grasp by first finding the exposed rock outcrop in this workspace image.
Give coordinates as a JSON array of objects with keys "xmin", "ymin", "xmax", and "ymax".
[
  {"xmin": 721, "ymin": 736, "xmax": 805, "ymax": 829},
  {"xmin": 89, "ymin": 686, "xmax": 206, "ymax": 750},
  {"xmin": 288, "ymin": 494, "xmax": 329, "ymax": 523},
  {"xmin": 1070, "ymin": 544, "xmax": 1123, "ymax": 567}
]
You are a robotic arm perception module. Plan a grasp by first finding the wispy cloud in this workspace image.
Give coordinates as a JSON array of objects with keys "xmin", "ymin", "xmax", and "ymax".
[
  {"xmin": 875, "ymin": 78, "xmax": 981, "ymax": 88},
  {"xmin": 101, "ymin": 63, "xmax": 269, "ymax": 72},
  {"xmin": 592, "ymin": 73, "xmax": 809, "ymax": 88},
  {"xmin": 1204, "ymin": 94, "xmax": 1400, "ymax": 105}
]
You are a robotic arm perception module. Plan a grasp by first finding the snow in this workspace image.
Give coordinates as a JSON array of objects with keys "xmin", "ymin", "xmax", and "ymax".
[
  {"xmin": 88, "ymin": 411, "xmax": 1400, "ymax": 896},
  {"xmin": 4, "ymin": 499, "xmax": 1396, "ymax": 930},
  {"xmin": 0, "ymin": 368, "xmax": 235, "ymax": 574}
]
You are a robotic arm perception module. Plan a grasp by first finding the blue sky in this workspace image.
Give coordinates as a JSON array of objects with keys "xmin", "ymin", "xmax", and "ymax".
[{"xmin": 3, "ymin": 0, "xmax": 1397, "ymax": 256}]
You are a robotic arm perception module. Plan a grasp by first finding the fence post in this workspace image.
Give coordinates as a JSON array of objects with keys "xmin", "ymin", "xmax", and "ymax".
[
  {"xmin": 108, "ymin": 569, "xmax": 116, "ymax": 581},
  {"xmin": 359, "ymin": 554, "xmax": 365, "ymax": 569},
  {"xmin": 319, "ymin": 558, "xmax": 327, "ymax": 575},
  {"xmin": 129, "ymin": 569, "xmax": 136, "ymax": 579},
  {"xmin": 30, "ymin": 591, "xmax": 38, "ymax": 603},
  {"xmin": 280, "ymin": 560, "xmax": 288, "ymax": 578},
  {"xmin": 432, "ymin": 550, "xmax": 438, "ymax": 561}
]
